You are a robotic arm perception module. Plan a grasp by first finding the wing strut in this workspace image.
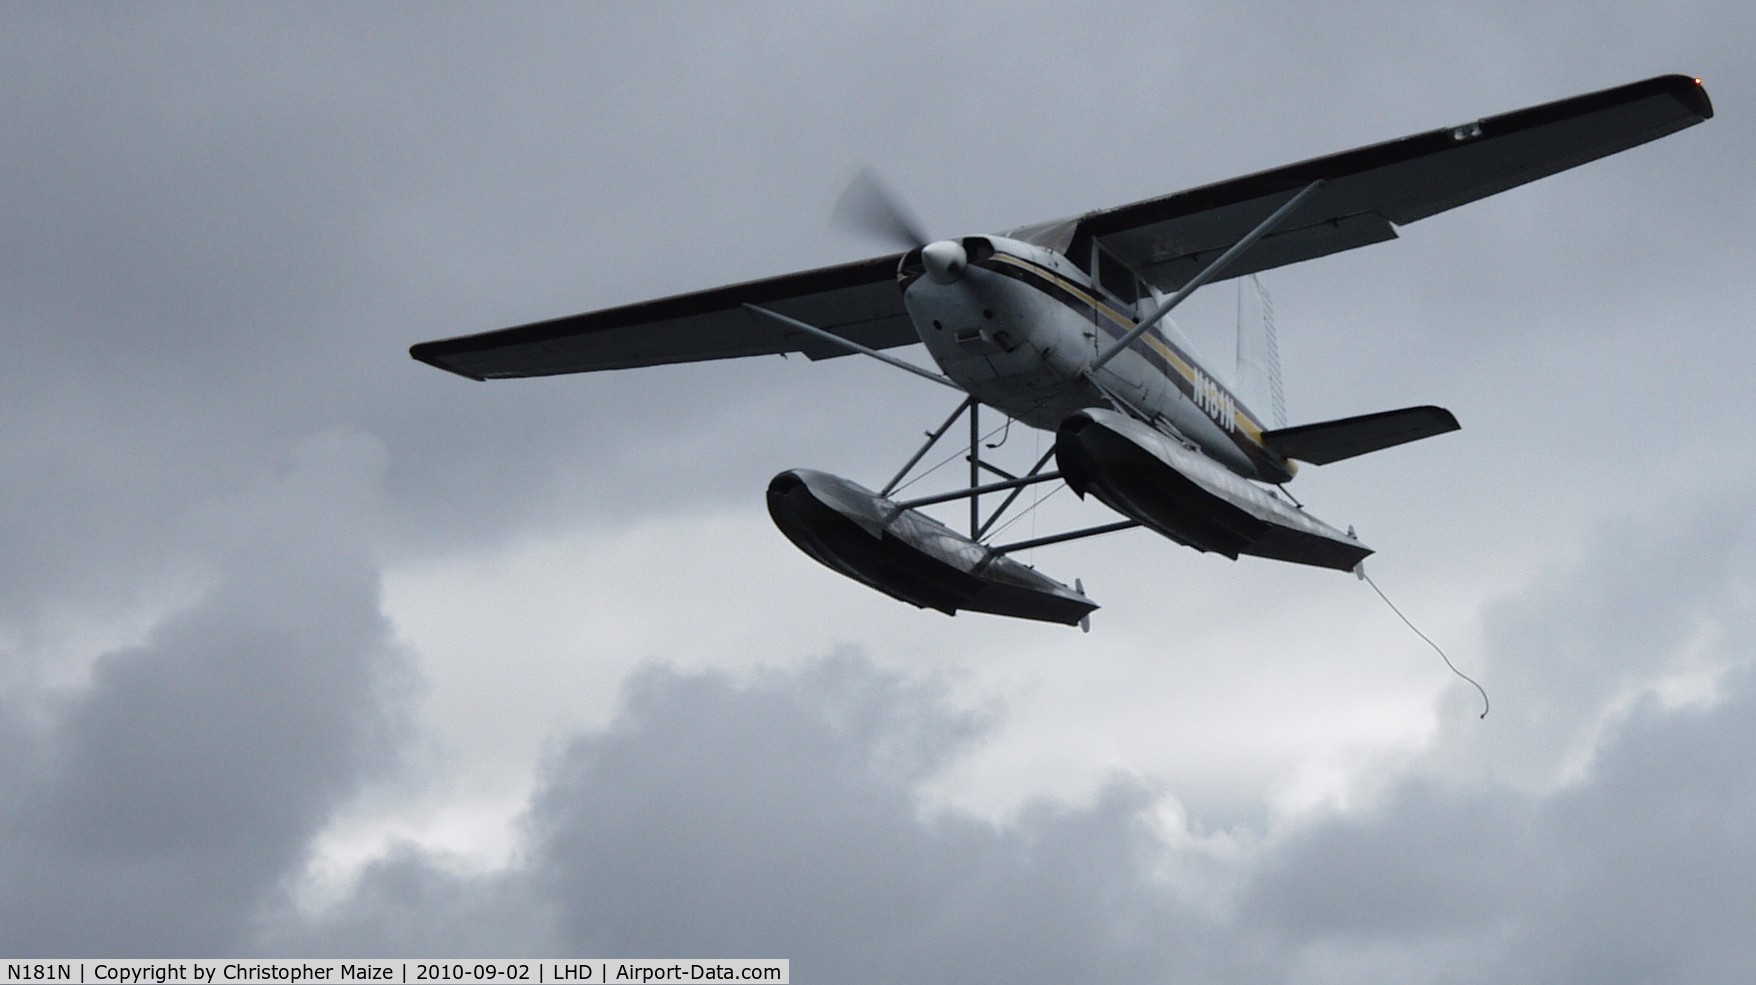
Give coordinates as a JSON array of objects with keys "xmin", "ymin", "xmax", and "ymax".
[
  {"xmin": 742, "ymin": 303, "xmax": 960, "ymax": 392},
  {"xmin": 969, "ymin": 401, "xmax": 980, "ymax": 537},
  {"xmin": 881, "ymin": 396, "xmax": 975, "ymax": 496},
  {"xmin": 878, "ymin": 402, "xmax": 1069, "ymax": 543},
  {"xmin": 977, "ymin": 448, "xmax": 1058, "ymax": 539},
  {"xmin": 1088, "ymin": 179, "xmax": 1325, "ymax": 373}
]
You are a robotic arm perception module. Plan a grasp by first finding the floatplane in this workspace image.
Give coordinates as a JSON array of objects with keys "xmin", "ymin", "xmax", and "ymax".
[{"xmin": 412, "ymin": 75, "xmax": 1712, "ymax": 628}]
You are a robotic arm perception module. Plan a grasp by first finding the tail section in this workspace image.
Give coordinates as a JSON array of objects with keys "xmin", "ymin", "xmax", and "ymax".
[
  {"xmin": 1230, "ymin": 276, "xmax": 1455, "ymax": 467},
  {"xmin": 1261, "ymin": 406, "xmax": 1459, "ymax": 465}
]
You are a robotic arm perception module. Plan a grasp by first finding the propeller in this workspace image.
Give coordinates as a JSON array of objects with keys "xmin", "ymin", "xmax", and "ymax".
[
  {"xmin": 832, "ymin": 167, "xmax": 931, "ymax": 251},
  {"xmin": 833, "ymin": 168, "xmax": 967, "ymax": 284}
]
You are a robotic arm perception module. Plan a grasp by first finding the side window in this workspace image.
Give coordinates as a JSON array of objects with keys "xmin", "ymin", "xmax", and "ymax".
[
  {"xmin": 1095, "ymin": 246, "xmax": 1140, "ymax": 306},
  {"xmin": 1074, "ymin": 235, "xmax": 1144, "ymax": 307}
]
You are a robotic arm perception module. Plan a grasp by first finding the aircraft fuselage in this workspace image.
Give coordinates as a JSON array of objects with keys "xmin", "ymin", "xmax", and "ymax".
[{"xmin": 901, "ymin": 235, "xmax": 1295, "ymax": 485}]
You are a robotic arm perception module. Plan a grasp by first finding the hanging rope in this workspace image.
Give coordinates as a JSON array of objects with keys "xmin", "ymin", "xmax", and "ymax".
[{"xmin": 1361, "ymin": 570, "xmax": 1490, "ymax": 719}]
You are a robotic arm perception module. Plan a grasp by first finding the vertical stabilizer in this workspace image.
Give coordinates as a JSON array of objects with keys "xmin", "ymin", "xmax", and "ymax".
[{"xmin": 1233, "ymin": 276, "xmax": 1286, "ymax": 428}]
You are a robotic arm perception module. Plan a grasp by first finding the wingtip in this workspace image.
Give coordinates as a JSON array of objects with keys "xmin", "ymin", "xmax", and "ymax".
[
  {"xmin": 409, "ymin": 340, "xmax": 487, "ymax": 381},
  {"xmin": 1688, "ymin": 74, "xmax": 1714, "ymax": 120},
  {"xmin": 1422, "ymin": 404, "xmax": 1463, "ymax": 434},
  {"xmin": 1661, "ymin": 72, "xmax": 1714, "ymax": 120}
]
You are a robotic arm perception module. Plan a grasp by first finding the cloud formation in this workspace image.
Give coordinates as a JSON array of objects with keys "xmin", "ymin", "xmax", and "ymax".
[
  {"xmin": 5, "ymin": 482, "xmax": 1755, "ymax": 980},
  {"xmin": 0, "ymin": 431, "xmax": 415, "ymax": 956},
  {"xmin": 278, "ymin": 535, "xmax": 1756, "ymax": 984},
  {"xmin": 269, "ymin": 654, "xmax": 1216, "ymax": 980}
]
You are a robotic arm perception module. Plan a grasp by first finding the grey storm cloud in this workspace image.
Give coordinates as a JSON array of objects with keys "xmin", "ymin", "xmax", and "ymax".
[
  {"xmin": 268, "ymin": 654, "xmax": 1222, "ymax": 982},
  {"xmin": 272, "ymin": 500, "xmax": 1756, "ymax": 984},
  {"xmin": 1233, "ymin": 666, "xmax": 1756, "ymax": 985},
  {"xmin": 523, "ymin": 659, "xmax": 1192, "ymax": 978},
  {"xmin": 1423, "ymin": 488, "xmax": 1756, "ymax": 793},
  {"xmin": 0, "ymin": 431, "xmax": 416, "ymax": 956},
  {"xmin": 4, "ymin": 474, "xmax": 1755, "ymax": 978},
  {"xmin": 1233, "ymin": 493, "xmax": 1756, "ymax": 984}
]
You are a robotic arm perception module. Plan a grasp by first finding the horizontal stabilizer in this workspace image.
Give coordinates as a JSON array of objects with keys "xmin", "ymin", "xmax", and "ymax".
[{"xmin": 1262, "ymin": 406, "xmax": 1459, "ymax": 465}]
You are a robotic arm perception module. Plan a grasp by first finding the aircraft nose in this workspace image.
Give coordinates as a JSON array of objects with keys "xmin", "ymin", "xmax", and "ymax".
[{"xmin": 921, "ymin": 239, "xmax": 967, "ymax": 284}]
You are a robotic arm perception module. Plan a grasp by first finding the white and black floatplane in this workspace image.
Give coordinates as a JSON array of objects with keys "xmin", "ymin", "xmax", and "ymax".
[{"xmin": 412, "ymin": 75, "xmax": 1712, "ymax": 629}]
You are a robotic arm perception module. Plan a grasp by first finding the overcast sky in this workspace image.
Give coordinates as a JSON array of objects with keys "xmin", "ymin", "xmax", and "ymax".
[{"xmin": 3, "ymin": 3, "xmax": 1752, "ymax": 981}]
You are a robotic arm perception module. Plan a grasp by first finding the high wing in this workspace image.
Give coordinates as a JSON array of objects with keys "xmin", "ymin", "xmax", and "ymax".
[
  {"xmin": 1029, "ymin": 74, "xmax": 1713, "ymax": 291},
  {"xmin": 412, "ymin": 75, "xmax": 1711, "ymax": 382},
  {"xmin": 411, "ymin": 252, "xmax": 910, "ymax": 380}
]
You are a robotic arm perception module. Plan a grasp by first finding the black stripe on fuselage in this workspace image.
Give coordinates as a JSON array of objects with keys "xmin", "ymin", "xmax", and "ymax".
[{"xmin": 966, "ymin": 252, "xmax": 1286, "ymax": 479}]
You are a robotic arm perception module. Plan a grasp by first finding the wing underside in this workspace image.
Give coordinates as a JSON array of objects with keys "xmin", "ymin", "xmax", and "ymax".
[
  {"xmin": 412, "ymin": 76, "xmax": 1710, "ymax": 382},
  {"xmin": 1044, "ymin": 74, "xmax": 1712, "ymax": 291},
  {"xmin": 410, "ymin": 252, "xmax": 912, "ymax": 380}
]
